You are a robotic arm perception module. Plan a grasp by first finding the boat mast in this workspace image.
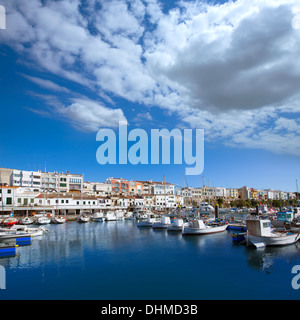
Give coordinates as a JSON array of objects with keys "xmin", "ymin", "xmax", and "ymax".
[{"xmin": 296, "ymin": 179, "xmax": 299, "ymax": 207}]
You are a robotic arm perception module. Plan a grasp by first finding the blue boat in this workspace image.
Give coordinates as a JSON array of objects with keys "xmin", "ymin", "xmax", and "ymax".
[
  {"xmin": 227, "ymin": 223, "xmax": 247, "ymax": 232},
  {"xmin": 232, "ymin": 232, "xmax": 246, "ymax": 244}
]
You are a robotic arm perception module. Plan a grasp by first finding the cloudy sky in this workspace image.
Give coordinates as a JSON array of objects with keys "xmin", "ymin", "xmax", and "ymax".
[{"xmin": 0, "ymin": 0, "xmax": 300, "ymax": 191}]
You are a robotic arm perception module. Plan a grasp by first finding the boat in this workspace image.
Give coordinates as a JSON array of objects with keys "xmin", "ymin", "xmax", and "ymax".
[
  {"xmin": 115, "ymin": 210, "xmax": 125, "ymax": 220},
  {"xmin": 90, "ymin": 211, "xmax": 105, "ymax": 222},
  {"xmin": 199, "ymin": 202, "xmax": 214, "ymax": 214},
  {"xmin": 246, "ymin": 216, "xmax": 300, "ymax": 248},
  {"xmin": 20, "ymin": 217, "xmax": 34, "ymax": 225},
  {"xmin": 2, "ymin": 217, "xmax": 18, "ymax": 227},
  {"xmin": 182, "ymin": 219, "xmax": 228, "ymax": 235},
  {"xmin": 77, "ymin": 214, "xmax": 90, "ymax": 223},
  {"xmin": 105, "ymin": 211, "xmax": 118, "ymax": 221},
  {"xmin": 137, "ymin": 213, "xmax": 158, "ymax": 227},
  {"xmin": 35, "ymin": 216, "xmax": 51, "ymax": 225},
  {"xmin": 227, "ymin": 220, "xmax": 247, "ymax": 231},
  {"xmin": 10, "ymin": 225, "xmax": 48, "ymax": 237},
  {"xmin": 51, "ymin": 216, "xmax": 67, "ymax": 224},
  {"xmin": 124, "ymin": 211, "xmax": 134, "ymax": 220},
  {"xmin": 153, "ymin": 216, "xmax": 171, "ymax": 229},
  {"xmin": 232, "ymin": 232, "xmax": 247, "ymax": 244},
  {"xmin": 167, "ymin": 218, "xmax": 185, "ymax": 231}
]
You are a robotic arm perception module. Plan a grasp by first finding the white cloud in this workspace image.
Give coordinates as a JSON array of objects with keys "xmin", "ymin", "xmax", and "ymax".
[
  {"xmin": 21, "ymin": 75, "xmax": 70, "ymax": 93},
  {"xmin": 1, "ymin": 0, "xmax": 300, "ymax": 156},
  {"xmin": 57, "ymin": 98, "xmax": 127, "ymax": 132}
]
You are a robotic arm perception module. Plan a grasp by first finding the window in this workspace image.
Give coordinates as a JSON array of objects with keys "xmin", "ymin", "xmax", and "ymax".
[
  {"xmin": 18, "ymin": 198, "xmax": 21, "ymax": 203},
  {"xmin": 6, "ymin": 198, "xmax": 12, "ymax": 205},
  {"xmin": 7, "ymin": 189, "xmax": 11, "ymax": 194}
]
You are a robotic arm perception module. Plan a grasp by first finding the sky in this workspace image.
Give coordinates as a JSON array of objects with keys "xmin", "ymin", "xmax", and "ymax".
[{"xmin": 0, "ymin": 0, "xmax": 300, "ymax": 192}]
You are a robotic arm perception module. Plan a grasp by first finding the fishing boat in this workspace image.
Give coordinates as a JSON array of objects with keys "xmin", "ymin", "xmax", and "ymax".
[
  {"xmin": 153, "ymin": 216, "xmax": 171, "ymax": 229},
  {"xmin": 90, "ymin": 211, "xmax": 105, "ymax": 222},
  {"xmin": 246, "ymin": 216, "xmax": 300, "ymax": 248},
  {"xmin": 167, "ymin": 218, "xmax": 185, "ymax": 231},
  {"xmin": 20, "ymin": 217, "xmax": 34, "ymax": 225},
  {"xmin": 35, "ymin": 216, "xmax": 51, "ymax": 225},
  {"xmin": 2, "ymin": 217, "xmax": 18, "ymax": 227},
  {"xmin": 182, "ymin": 219, "xmax": 228, "ymax": 235},
  {"xmin": 51, "ymin": 216, "xmax": 67, "ymax": 224},
  {"xmin": 227, "ymin": 220, "xmax": 247, "ymax": 231},
  {"xmin": 105, "ymin": 211, "xmax": 118, "ymax": 221},
  {"xmin": 137, "ymin": 213, "xmax": 158, "ymax": 227},
  {"xmin": 10, "ymin": 225, "xmax": 48, "ymax": 237},
  {"xmin": 77, "ymin": 214, "xmax": 90, "ymax": 223}
]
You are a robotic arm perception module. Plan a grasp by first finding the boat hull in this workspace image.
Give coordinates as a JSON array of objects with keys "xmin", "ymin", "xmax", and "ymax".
[
  {"xmin": 152, "ymin": 223, "xmax": 170, "ymax": 229},
  {"xmin": 247, "ymin": 233, "xmax": 300, "ymax": 247},
  {"xmin": 182, "ymin": 224, "xmax": 228, "ymax": 235}
]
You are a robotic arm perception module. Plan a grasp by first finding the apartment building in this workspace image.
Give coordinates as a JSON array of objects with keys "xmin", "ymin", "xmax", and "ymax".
[{"xmin": 106, "ymin": 177, "xmax": 129, "ymax": 194}]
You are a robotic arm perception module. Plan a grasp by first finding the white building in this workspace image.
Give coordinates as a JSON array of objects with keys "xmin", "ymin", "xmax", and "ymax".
[
  {"xmin": 155, "ymin": 194, "xmax": 177, "ymax": 208},
  {"xmin": 213, "ymin": 187, "xmax": 227, "ymax": 199}
]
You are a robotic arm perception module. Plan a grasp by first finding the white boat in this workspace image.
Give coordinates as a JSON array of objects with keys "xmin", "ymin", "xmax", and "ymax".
[
  {"xmin": 35, "ymin": 216, "xmax": 51, "ymax": 225},
  {"xmin": 124, "ymin": 211, "xmax": 134, "ymax": 220},
  {"xmin": 182, "ymin": 219, "xmax": 228, "ymax": 235},
  {"xmin": 199, "ymin": 202, "xmax": 214, "ymax": 214},
  {"xmin": 51, "ymin": 216, "xmax": 67, "ymax": 224},
  {"xmin": 153, "ymin": 216, "xmax": 171, "ymax": 229},
  {"xmin": 21, "ymin": 217, "xmax": 34, "ymax": 225},
  {"xmin": 137, "ymin": 213, "xmax": 159, "ymax": 227},
  {"xmin": 115, "ymin": 210, "xmax": 125, "ymax": 220},
  {"xmin": 105, "ymin": 211, "xmax": 118, "ymax": 221},
  {"xmin": 167, "ymin": 218, "xmax": 185, "ymax": 231},
  {"xmin": 246, "ymin": 217, "xmax": 300, "ymax": 248},
  {"xmin": 10, "ymin": 225, "xmax": 48, "ymax": 237},
  {"xmin": 90, "ymin": 211, "xmax": 105, "ymax": 222},
  {"xmin": 77, "ymin": 214, "xmax": 89, "ymax": 223}
]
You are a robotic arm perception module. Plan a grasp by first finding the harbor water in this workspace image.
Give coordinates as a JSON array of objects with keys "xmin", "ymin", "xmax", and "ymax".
[{"xmin": 0, "ymin": 220, "xmax": 300, "ymax": 300}]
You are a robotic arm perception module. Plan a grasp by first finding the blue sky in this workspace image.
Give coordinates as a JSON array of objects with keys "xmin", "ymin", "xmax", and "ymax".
[{"xmin": 0, "ymin": 0, "xmax": 300, "ymax": 192}]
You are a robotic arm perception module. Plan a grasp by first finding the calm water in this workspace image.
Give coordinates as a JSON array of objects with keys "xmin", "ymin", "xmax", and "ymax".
[{"xmin": 0, "ymin": 220, "xmax": 300, "ymax": 300}]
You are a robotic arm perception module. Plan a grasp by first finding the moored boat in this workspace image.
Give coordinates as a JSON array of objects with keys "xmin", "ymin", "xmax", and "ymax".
[
  {"xmin": 137, "ymin": 213, "xmax": 158, "ymax": 227},
  {"xmin": 90, "ymin": 211, "xmax": 105, "ymax": 222},
  {"xmin": 35, "ymin": 216, "xmax": 51, "ymax": 225},
  {"xmin": 182, "ymin": 219, "xmax": 228, "ymax": 235},
  {"xmin": 51, "ymin": 216, "xmax": 67, "ymax": 224},
  {"xmin": 167, "ymin": 218, "xmax": 185, "ymax": 231},
  {"xmin": 153, "ymin": 216, "xmax": 171, "ymax": 229},
  {"xmin": 2, "ymin": 217, "xmax": 18, "ymax": 227},
  {"xmin": 105, "ymin": 211, "xmax": 118, "ymax": 221},
  {"xmin": 246, "ymin": 216, "xmax": 300, "ymax": 248},
  {"xmin": 77, "ymin": 214, "xmax": 90, "ymax": 223},
  {"xmin": 20, "ymin": 217, "xmax": 34, "ymax": 225}
]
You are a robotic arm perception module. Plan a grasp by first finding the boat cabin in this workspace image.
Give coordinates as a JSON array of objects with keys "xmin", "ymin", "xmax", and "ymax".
[
  {"xmin": 246, "ymin": 218, "xmax": 272, "ymax": 237},
  {"xmin": 191, "ymin": 219, "xmax": 206, "ymax": 229}
]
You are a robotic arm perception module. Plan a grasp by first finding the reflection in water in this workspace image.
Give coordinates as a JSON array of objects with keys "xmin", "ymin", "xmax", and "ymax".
[
  {"xmin": 1, "ymin": 221, "xmax": 300, "ymax": 299},
  {"xmin": 246, "ymin": 243, "xmax": 300, "ymax": 273}
]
